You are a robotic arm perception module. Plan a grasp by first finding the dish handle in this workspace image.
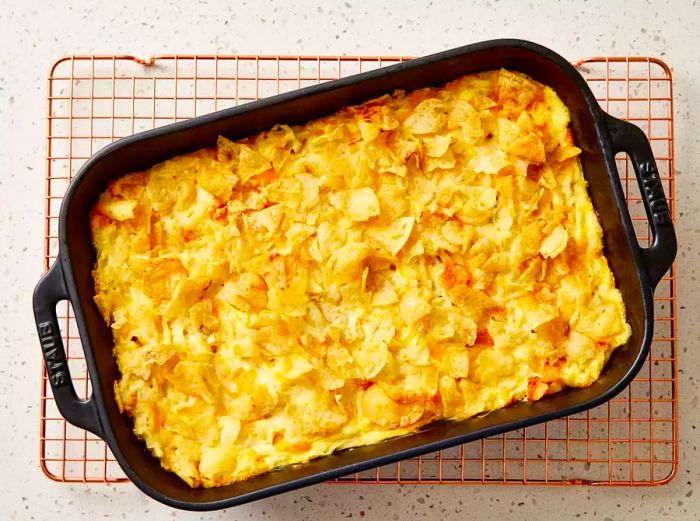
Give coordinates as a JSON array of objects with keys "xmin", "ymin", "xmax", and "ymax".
[
  {"xmin": 33, "ymin": 261, "xmax": 104, "ymax": 438},
  {"xmin": 606, "ymin": 115, "xmax": 677, "ymax": 289}
]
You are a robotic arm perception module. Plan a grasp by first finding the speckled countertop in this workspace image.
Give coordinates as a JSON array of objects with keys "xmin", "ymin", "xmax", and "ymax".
[{"xmin": 1, "ymin": 0, "xmax": 699, "ymax": 519}]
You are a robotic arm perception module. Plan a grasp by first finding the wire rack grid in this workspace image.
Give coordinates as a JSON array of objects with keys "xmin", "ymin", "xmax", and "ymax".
[{"xmin": 41, "ymin": 54, "xmax": 677, "ymax": 486}]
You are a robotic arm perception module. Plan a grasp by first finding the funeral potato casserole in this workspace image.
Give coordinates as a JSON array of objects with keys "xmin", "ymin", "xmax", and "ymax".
[{"xmin": 90, "ymin": 69, "xmax": 631, "ymax": 488}]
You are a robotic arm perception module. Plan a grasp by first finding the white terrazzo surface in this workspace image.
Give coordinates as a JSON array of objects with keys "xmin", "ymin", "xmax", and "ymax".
[{"xmin": 1, "ymin": 0, "xmax": 699, "ymax": 519}]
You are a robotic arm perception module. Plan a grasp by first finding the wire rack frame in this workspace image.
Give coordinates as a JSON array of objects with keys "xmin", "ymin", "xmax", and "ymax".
[{"xmin": 41, "ymin": 54, "xmax": 677, "ymax": 486}]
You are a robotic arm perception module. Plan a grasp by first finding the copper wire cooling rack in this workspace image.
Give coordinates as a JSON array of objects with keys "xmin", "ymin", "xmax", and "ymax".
[{"xmin": 41, "ymin": 54, "xmax": 677, "ymax": 485}]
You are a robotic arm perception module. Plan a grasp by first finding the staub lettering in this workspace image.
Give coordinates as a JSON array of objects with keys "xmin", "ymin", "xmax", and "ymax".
[
  {"xmin": 639, "ymin": 161, "xmax": 671, "ymax": 225},
  {"xmin": 39, "ymin": 321, "xmax": 68, "ymax": 387}
]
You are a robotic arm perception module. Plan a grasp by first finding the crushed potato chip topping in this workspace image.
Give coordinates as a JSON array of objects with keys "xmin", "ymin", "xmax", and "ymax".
[{"xmin": 91, "ymin": 69, "xmax": 630, "ymax": 488}]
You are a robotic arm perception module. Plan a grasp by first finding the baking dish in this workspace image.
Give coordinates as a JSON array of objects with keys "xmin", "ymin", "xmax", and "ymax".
[{"xmin": 33, "ymin": 39, "xmax": 676, "ymax": 510}]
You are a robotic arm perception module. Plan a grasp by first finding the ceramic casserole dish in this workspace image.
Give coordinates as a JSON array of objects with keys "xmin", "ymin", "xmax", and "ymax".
[{"xmin": 33, "ymin": 39, "xmax": 676, "ymax": 510}]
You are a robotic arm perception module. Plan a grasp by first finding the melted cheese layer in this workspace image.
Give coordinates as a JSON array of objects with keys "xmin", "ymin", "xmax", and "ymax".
[{"xmin": 91, "ymin": 69, "xmax": 631, "ymax": 488}]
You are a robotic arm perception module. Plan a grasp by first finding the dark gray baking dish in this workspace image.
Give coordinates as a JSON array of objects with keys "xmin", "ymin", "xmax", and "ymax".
[{"xmin": 33, "ymin": 39, "xmax": 676, "ymax": 510}]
